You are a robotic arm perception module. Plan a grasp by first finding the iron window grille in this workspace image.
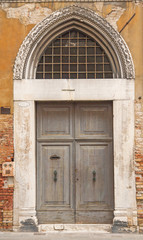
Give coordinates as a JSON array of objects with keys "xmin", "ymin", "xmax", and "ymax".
[{"xmin": 36, "ymin": 30, "xmax": 113, "ymax": 79}]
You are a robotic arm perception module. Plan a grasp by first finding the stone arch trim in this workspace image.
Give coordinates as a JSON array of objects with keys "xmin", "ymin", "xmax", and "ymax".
[{"xmin": 13, "ymin": 5, "xmax": 135, "ymax": 80}]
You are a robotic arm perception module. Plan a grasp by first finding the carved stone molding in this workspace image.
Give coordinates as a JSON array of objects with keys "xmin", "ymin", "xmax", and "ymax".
[{"xmin": 13, "ymin": 5, "xmax": 135, "ymax": 80}]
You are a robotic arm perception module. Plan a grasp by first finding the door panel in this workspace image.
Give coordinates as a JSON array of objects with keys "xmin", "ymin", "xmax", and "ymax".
[
  {"xmin": 76, "ymin": 211, "xmax": 113, "ymax": 224},
  {"xmin": 37, "ymin": 210, "xmax": 75, "ymax": 224},
  {"xmin": 37, "ymin": 142, "xmax": 74, "ymax": 223},
  {"xmin": 37, "ymin": 101, "xmax": 113, "ymax": 224},
  {"xmin": 37, "ymin": 103, "xmax": 73, "ymax": 139},
  {"xmin": 75, "ymin": 103, "xmax": 112, "ymax": 139},
  {"xmin": 76, "ymin": 142, "xmax": 113, "ymax": 210},
  {"xmin": 37, "ymin": 143, "xmax": 72, "ymax": 208}
]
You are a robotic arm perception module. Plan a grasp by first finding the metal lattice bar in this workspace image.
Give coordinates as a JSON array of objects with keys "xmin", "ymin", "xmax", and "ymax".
[{"xmin": 36, "ymin": 30, "xmax": 113, "ymax": 79}]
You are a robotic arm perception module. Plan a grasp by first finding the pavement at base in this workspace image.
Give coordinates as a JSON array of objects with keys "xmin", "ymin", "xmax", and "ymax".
[{"xmin": 0, "ymin": 232, "xmax": 142, "ymax": 240}]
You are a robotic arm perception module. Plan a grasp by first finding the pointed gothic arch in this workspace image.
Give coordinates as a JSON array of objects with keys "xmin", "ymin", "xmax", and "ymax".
[{"xmin": 13, "ymin": 5, "xmax": 134, "ymax": 81}]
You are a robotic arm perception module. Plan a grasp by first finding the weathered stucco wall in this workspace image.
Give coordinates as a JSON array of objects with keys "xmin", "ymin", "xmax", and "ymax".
[
  {"xmin": 0, "ymin": 0, "xmax": 142, "ymax": 231},
  {"xmin": 0, "ymin": 1, "xmax": 142, "ymax": 110}
]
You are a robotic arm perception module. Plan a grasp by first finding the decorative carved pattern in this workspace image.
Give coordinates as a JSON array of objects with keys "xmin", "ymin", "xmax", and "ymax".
[{"xmin": 13, "ymin": 5, "xmax": 135, "ymax": 80}]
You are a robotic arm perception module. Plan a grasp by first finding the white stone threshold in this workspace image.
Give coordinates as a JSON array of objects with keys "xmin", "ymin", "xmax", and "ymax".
[{"xmin": 38, "ymin": 224, "xmax": 112, "ymax": 233}]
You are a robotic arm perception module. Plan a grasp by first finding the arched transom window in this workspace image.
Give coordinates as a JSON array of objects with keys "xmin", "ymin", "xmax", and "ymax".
[{"xmin": 36, "ymin": 30, "xmax": 113, "ymax": 79}]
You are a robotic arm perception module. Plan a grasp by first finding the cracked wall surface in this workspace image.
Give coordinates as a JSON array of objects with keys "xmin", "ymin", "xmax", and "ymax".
[
  {"xmin": 105, "ymin": 7, "xmax": 125, "ymax": 30},
  {"xmin": 1, "ymin": 3, "xmax": 52, "ymax": 25},
  {"xmin": 1, "ymin": 2, "xmax": 126, "ymax": 29}
]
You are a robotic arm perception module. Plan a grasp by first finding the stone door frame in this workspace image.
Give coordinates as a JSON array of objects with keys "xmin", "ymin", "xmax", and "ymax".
[{"xmin": 13, "ymin": 6, "xmax": 137, "ymax": 231}]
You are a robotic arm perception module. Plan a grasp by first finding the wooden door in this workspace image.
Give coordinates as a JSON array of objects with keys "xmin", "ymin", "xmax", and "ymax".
[
  {"xmin": 37, "ymin": 102, "xmax": 113, "ymax": 224},
  {"xmin": 75, "ymin": 103, "xmax": 114, "ymax": 223},
  {"xmin": 37, "ymin": 103, "xmax": 75, "ymax": 223}
]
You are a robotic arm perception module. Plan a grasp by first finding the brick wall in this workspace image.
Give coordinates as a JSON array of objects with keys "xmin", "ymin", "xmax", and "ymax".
[
  {"xmin": 0, "ymin": 115, "xmax": 14, "ymax": 230},
  {"xmin": 135, "ymin": 100, "xmax": 143, "ymax": 233}
]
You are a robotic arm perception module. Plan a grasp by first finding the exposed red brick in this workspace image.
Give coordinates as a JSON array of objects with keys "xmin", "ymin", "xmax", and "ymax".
[
  {"xmin": 135, "ymin": 100, "xmax": 143, "ymax": 230},
  {"xmin": 0, "ymin": 115, "xmax": 13, "ymax": 230}
]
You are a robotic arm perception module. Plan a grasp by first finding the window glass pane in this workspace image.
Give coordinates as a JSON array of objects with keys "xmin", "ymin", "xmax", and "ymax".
[
  {"xmin": 36, "ymin": 73, "xmax": 43, "ymax": 79},
  {"xmin": 79, "ymin": 56, "xmax": 86, "ymax": 63},
  {"xmin": 45, "ymin": 64, "xmax": 52, "ymax": 72},
  {"xmin": 87, "ymin": 47, "xmax": 94, "ymax": 55},
  {"xmin": 53, "ymin": 64, "xmax": 60, "ymax": 71},
  {"xmin": 96, "ymin": 47, "xmax": 103, "ymax": 54},
  {"xmin": 53, "ymin": 48, "xmax": 60, "ymax": 54},
  {"xmin": 39, "ymin": 56, "xmax": 43, "ymax": 63},
  {"xmin": 70, "ymin": 64, "xmax": 77, "ymax": 72},
  {"xmin": 53, "ymin": 56, "xmax": 60, "ymax": 63},
  {"xmin": 104, "ymin": 55, "xmax": 110, "ymax": 63},
  {"xmin": 87, "ymin": 64, "xmax": 95, "ymax": 71},
  {"xmin": 70, "ymin": 39, "xmax": 77, "ymax": 46},
  {"xmin": 70, "ymin": 47, "xmax": 77, "ymax": 55},
  {"xmin": 45, "ymin": 73, "xmax": 52, "ymax": 79},
  {"xmin": 70, "ymin": 56, "xmax": 77, "ymax": 63},
  {"xmin": 62, "ymin": 39, "xmax": 69, "ymax": 46},
  {"xmin": 53, "ymin": 73, "xmax": 60, "ymax": 79},
  {"xmin": 37, "ymin": 64, "xmax": 43, "ymax": 72},
  {"xmin": 79, "ymin": 39, "xmax": 86, "ymax": 46},
  {"xmin": 62, "ymin": 73, "xmax": 69, "ymax": 79},
  {"xmin": 62, "ymin": 32, "xmax": 69, "ymax": 38},
  {"xmin": 70, "ymin": 73, "xmax": 77, "ymax": 79},
  {"xmin": 70, "ymin": 31, "xmax": 77, "ymax": 38},
  {"xmin": 45, "ymin": 48, "xmax": 52, "ymax": 55},
  {"xmin": 62, "ymin": 64, "xmax": 69, "ymax": 72},
  {"xmin": 104, "ymin": 64, "xmax": 112, "ymax": 71},
  {"xmin": 105, "ymin": 73, "xmax": 113, "ymax": 78},
  {"xmin": 53, "ymin": 39, "xmax": 60, "ymax": 46},
  {"xmin": 79, "ymin": 73, "xmax": 86, "ymax": 79},
  {"xmin": 62, "ymin": 56, "xmax": 69, "ymax": 63},
  {"xmin": 96, "ymin": 56, "xmax": 103, "ymax": 63},
  {"xmin": 96, "ymin": 73, "xmax": 103, "ymax": 78},
  {"xmin": 87, "ymin": 73, "xmax": 95, "ymax": 78},
  {"xmin": 62, "ymin": 47, "xmax": 69, "ymax": 55},
  {"xmin": 79, "ymin": 32, "xmax": 85, "ymax": 38},
  {"xmin": 79, "ymin": 64, "xmax": 86, "ymax": 72},
  {"xmin": 79, "ymin": 47, "xmax": 85, "ymax": 55},
  {"xmin": 45, "ymin": 56, "xmax": 52, "ymax": 63},
  {"xmin": 87, "ymin": 39, "xmax": 95, "ymax": 46},
  {"xmin": 96, "ymin": 64, "xmax": 103, "ymax": 71},
  {"xmin": 87, "ymin": 56, "xmax": 95, "ymax": 63}
]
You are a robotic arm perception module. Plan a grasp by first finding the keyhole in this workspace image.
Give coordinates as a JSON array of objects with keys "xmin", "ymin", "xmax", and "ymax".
[{"xmin": 54, "ymin": 170, "xmax": 57, "ymax": 182}]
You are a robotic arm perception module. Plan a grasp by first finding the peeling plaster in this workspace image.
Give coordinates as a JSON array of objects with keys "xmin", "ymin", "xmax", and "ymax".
[
  {"xmin": 135, "ymin": 1, "xmax": 143, "ymax": 7},
  {"xmin": 105, "ymin": 7, "xmax": 125, "ymax": 31},
  {"xmin": 95, "ymin": 2, "xmax": 104, "ymax": 14},
  {"xmin": 1, "ymin": 3, "xmax": 52, "ymax": 25},
  {"xmin": 0, "ymin": 3, "xmax": 126, "ymax": 31},
  {"xmin": 89, "ymin": 3, "xmax": 125, "ymax": 31}
]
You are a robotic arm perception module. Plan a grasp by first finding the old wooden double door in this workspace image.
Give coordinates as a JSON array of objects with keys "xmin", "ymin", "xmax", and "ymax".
[{"xmin": 37, "ymin": 102, "xmax": 114, "ymax": 224}]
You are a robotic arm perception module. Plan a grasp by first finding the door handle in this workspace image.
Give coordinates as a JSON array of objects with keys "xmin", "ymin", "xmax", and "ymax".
[
  {"xmin": 54, "ymin": 170, "xmax": 57, "ymax": 182},
  {"xmin": 50, "ymin": 155, "xmax": 60, "ymax": 160},
  {"xmin": 92, "ymin": 170, "xmax": 96, "ymax": 181}
]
